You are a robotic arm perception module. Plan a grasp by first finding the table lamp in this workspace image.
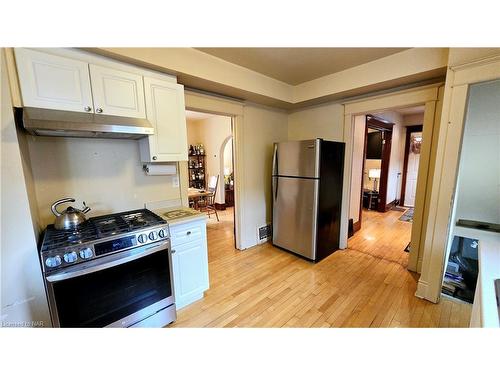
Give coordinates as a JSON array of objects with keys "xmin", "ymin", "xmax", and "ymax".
[{"xmin": 369, "ymin": 168, "xmax": 381, "ymax": 192}]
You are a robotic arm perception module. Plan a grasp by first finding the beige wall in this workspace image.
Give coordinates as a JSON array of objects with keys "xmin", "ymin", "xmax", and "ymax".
[
  {"xmin": 185, "ymin": 115, "xmax": 232, "ymax": 203},
  {"xmin": 239, "ymin": 104, "xmax": 288, "ymax": 248},
  {"xmin": 403, "ymin": 113, "xmax": 424, "ymax": 126},
  {"xmin": 223, "ymin": 140, "xmax": 233, "ymax": 176},
  {"xmin": 1, "ymin": 51, "xmax": 51, "ymax": 327},
  {"xmin": 26, "ymin": 137, "xmax": 182, "ymax": 229},
  {"xmin": 288, "ymin": 102, "xmax": 344, "ymax": 141}
]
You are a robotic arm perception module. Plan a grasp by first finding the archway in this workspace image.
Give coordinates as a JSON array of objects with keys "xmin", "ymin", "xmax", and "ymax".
[{"xmin": 219, "ymin": 135, "xmax": 233, "ymax": 206}]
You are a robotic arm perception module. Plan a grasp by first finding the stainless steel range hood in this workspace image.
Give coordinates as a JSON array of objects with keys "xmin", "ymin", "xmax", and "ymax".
[{"xmin": 16, "ymin": 107, "xmax": 154, "ymax": 139}]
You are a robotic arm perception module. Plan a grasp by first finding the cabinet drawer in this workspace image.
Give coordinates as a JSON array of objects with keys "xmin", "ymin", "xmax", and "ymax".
[{"xmin": 170, "ymin": 221, "xmax": 204, "ymax": 247}]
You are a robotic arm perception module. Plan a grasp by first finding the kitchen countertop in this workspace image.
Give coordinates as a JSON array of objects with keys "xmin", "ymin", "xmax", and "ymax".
[
  {"xmin": 455, "ymin": 225, "xmax": 500, "ymax": 327},
  {"xmin": 477, "ymin": 237, "xmax": 500, "ymax": 328},
  {"xmin": 154, "ymin": 206, "xmax": 206, "ymax": 225}
]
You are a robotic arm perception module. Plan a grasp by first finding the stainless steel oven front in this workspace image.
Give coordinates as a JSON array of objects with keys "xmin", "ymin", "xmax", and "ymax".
[{"xmin": 44, "ymin": 240, "xmax": 176, "ymax": 328}]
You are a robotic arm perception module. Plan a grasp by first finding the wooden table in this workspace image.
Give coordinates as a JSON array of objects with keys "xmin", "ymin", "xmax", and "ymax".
[{"xmin": 188, "ymin": 188, "xmax": 212, "ymax": 210}]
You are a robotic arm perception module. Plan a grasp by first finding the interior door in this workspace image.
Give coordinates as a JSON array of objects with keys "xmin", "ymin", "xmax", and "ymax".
[
  {"xmin": 89, "ymin": 64, "xmax": 146, "ymax": 118},
  {"xmin": 272, "ymin": 176, "xmax": 319, "ymax": 260},
  {"xmin": 15, "ymin": 48, "xmax": 93, "ymax": 113},
  {"xmin": 404, "ymin": 131, "xmax": 422, "ymax": 207}
]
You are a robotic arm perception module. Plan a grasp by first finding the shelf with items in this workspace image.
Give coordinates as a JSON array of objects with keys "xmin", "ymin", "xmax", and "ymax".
[{"xmin": 188, "ymin": 144, "xmax": 206, "ymax": 189}]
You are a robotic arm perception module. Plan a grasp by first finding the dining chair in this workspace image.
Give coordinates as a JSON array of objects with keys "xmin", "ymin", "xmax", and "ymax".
[{"xmin": 198, "ymin": 175, "xmax": 219, "ymax": 221}]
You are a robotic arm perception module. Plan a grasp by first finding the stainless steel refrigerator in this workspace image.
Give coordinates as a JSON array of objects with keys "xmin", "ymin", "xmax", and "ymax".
[{"xmin": 272, "ymin": 139, "xmax": 345, "ymax": 261}]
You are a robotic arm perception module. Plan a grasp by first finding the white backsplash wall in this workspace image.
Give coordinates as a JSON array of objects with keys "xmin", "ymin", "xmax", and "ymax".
[{"xmin": 27, "ymin": 136, "xmax": 182, "ymax": 229}]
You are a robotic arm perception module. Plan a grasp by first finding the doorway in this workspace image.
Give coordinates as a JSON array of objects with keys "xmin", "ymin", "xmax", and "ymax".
[
  {"xmin": 185, "ymin": 110, "xmax": 237, "ymax": 253},
  {"xmin": 401, "ymin": 125, "xmax": 423, "ymax": 207},
  {"xmin": 349, "ymin": 106, "xmax": 425, "ymax": 265}
]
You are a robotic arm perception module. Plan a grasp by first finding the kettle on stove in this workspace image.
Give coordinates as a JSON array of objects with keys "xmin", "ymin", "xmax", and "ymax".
[{"xmin": 51, "ymin": 198, "xmax": 91, "ymax": 230}]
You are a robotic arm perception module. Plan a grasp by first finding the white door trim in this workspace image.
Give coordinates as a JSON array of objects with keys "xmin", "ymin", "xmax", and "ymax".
[
  {"xmin": 342, "ymin": 84, "xmax": 441, "ymax": 278},
  {"xmin": 184, "ymin": 90, "xmax": 245, "ymax": 250},
  {"xmin": 416, "ymin": 53, "xmax": 500, "ymax": 303}
]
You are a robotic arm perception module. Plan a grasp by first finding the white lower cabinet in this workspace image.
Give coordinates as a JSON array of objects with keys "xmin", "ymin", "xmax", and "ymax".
[{"xmin": 170, "ymin": 219, "xmax": 209, "ymax": 310}]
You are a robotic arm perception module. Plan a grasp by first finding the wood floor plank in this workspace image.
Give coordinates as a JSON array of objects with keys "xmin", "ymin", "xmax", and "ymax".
[{"xmin": 171, "ymin": 208, "xmax": 471, "ymax": 328}]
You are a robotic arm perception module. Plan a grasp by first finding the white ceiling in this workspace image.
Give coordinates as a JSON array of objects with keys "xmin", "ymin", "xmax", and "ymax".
[{"xmin": 196, "ymin": 48, "xmax": 409, "ymax": 85}]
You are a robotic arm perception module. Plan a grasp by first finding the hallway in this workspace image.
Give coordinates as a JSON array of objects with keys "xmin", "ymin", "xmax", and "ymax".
[{"xmin": 348, "ymin": 208, "xmax": 412, "ymax": 267}]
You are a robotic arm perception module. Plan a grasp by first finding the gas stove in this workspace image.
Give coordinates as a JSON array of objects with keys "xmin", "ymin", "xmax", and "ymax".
[{"xmin": 40, "ymin": 208, "xmax": 170, "ymax": 273}]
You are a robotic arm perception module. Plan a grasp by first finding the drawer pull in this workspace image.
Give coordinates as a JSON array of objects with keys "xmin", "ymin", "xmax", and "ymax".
[{"xmin": 186, "ymin": 231, "xmax": 192, "ymax": 235}]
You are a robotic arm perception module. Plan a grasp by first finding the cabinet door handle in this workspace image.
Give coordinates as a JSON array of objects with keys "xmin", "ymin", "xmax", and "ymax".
[
  {"xmin": 84, "ymin": 106, "xmax": 92, "ymax": 112},
  {"xmin": 186, "ymin": 231, "xmax": 192, "ymax": 235},
  {"xmin": 96, "ymin": 108, "xmax": 103, "ymax": 113},
  {"xmin": 152, "ymin": 156, "xmax": 157, "ymax": 161},
  {"xmin": 171, "ymin": 249, "xmax": 176, "ymax": 254}
]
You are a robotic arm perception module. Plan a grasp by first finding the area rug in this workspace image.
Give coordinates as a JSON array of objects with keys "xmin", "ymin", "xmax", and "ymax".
[
  {"xmin": 399, "ymin": 208, "xmax": 414, "ymax": 222},
  {"xmin": 391, "ymin": 206, "xmax": 406, "ymax": 212}
]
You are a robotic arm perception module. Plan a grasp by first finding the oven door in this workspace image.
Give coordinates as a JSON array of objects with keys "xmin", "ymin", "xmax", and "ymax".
[{"xmin": 45, "ymin": 241, "xmax": 175, "ymax": 328}]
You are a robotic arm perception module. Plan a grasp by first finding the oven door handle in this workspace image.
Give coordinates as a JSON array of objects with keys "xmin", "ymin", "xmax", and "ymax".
[{"xmin": 46, "ymin": 242, "xmax": 169, "ymax": 283}]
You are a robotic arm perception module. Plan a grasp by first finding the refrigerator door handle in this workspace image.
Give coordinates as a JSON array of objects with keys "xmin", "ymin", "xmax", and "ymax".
[
  {"xmin": 272, "ymin": 143, "xmax": 278, "ymax": 176},
  {"xmin": 273, "ymin": 176, "xmax": 279, "ymax": 201}
]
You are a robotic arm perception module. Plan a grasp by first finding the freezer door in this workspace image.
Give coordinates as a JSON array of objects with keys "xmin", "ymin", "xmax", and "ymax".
[
  {"xmin": 272, "ymin": 176, "xmax": 319, "ymax": 260},
  {"xmin": 274, "ymin": 139, "xmax": 320, "ymax": 178}
]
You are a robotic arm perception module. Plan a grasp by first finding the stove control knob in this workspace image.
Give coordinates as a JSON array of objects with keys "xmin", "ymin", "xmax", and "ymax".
[
  {"xmin": 45, "ymin": 255, "xmax": 62, "ymax": 268},
  {"xmin": 138, "ymin": 234, "xmax": 148, "ymax": 244},
  {"xmin": 149, "ymin": 231, "xmax": 158, "ymax": 241},
  {"xmin": 79, "ymin": 248, "xmax": 93, "ymax": 259},
  {"xmin": 158, "ymin": 229, "xmax": 166, "ymax": 238},
  {"xmin": 63, "ymin": 251, "xmax": 78, "ymax": 263}
]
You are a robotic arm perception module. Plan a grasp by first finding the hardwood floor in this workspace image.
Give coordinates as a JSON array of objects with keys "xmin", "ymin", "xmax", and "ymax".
[{"xmin": 171, "ymin": 207, "xmax": 471, "ymax": 328}]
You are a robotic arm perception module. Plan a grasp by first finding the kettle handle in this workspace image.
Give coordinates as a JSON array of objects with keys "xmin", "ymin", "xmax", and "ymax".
[
  {"xmin": 82, "ymin": 201, "xmax": 91, "ymax": 214},
  {"xmin": 51, "ymin": 198, "xmax": 75, "ymax": 217}
]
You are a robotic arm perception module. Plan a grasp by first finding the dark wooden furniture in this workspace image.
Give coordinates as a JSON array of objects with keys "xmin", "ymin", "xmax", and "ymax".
[
  {"xmin": 225, "ymin": 187, "xmax": 234, "ymax": 207},
  {"xmin": 363, "ymin": 190, "xmax": 379, "ymax": 210},
  {"xmin": 188, "ymin": 154, "xmax": 206, "ymax": 189}
]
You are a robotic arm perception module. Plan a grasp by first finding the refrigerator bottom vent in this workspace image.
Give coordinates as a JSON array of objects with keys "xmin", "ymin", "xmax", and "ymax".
[{"xmin": 258, "ymin": 224, "xmax": 272, "ymax": 244}]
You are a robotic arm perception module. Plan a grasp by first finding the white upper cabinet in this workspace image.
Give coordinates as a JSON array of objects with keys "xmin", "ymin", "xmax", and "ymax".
[
  {"xmin": 140, "ymin": 77, "xmax": 188, "ymax": 162},
  {"xmin": 89, "ymin": 64, "xmax": 146, "ymax": 118},
  {"xmin": 15, "ymin": 48, "xmax": 94, "ymax": 113}
]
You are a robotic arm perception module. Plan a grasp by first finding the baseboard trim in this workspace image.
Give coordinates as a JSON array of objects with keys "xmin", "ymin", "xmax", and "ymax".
[
  {"xmin": 353, "ymin": 220, "xmax": 361, "ymax": 233},
  {"xmin": 415, "ymin": 279, "xmax": 428, "ymax": 300},
  {"xmin": 385, "ymin": 199, "xmax": 397, "ymax": 211}
]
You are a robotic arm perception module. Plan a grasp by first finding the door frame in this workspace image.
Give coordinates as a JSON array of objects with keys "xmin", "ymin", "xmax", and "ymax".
[
  {"xmin": 416, "ymin": 53, "xmax": 500, "ymax": 303},
  {"xmin": 359, "ymin": 115, "xmax": 394, "ymax": 219},
  {"xmin": 400, "ymin": 125, "xmax": 423, "ymax": 207},
  {"xmin": 342, "ymin": 84, "xmax": 442, "ymax": 279},
  {"xmin": 366, "ymin": 115, "xmax": 394, "ymax": 212},
  {"xmin": 183, "ymin": 90, "xmax": 245, "ymax": 250}
]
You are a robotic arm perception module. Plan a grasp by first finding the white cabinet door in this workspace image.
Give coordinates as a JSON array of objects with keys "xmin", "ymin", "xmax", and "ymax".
[
  {"xmin": 89, "ymin": 64, "xmax": 146, "ymax": 118},
  {"xmin": 171, "ymin": 220, "xmax": 209, "ymax": 309},
  {"xmin": 140, "ymin": 77, "xmax": 188, "ymax": 162},
  {"xmin": 15, "ymin": 48, "xmax": 93, "ymax": 113}
]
